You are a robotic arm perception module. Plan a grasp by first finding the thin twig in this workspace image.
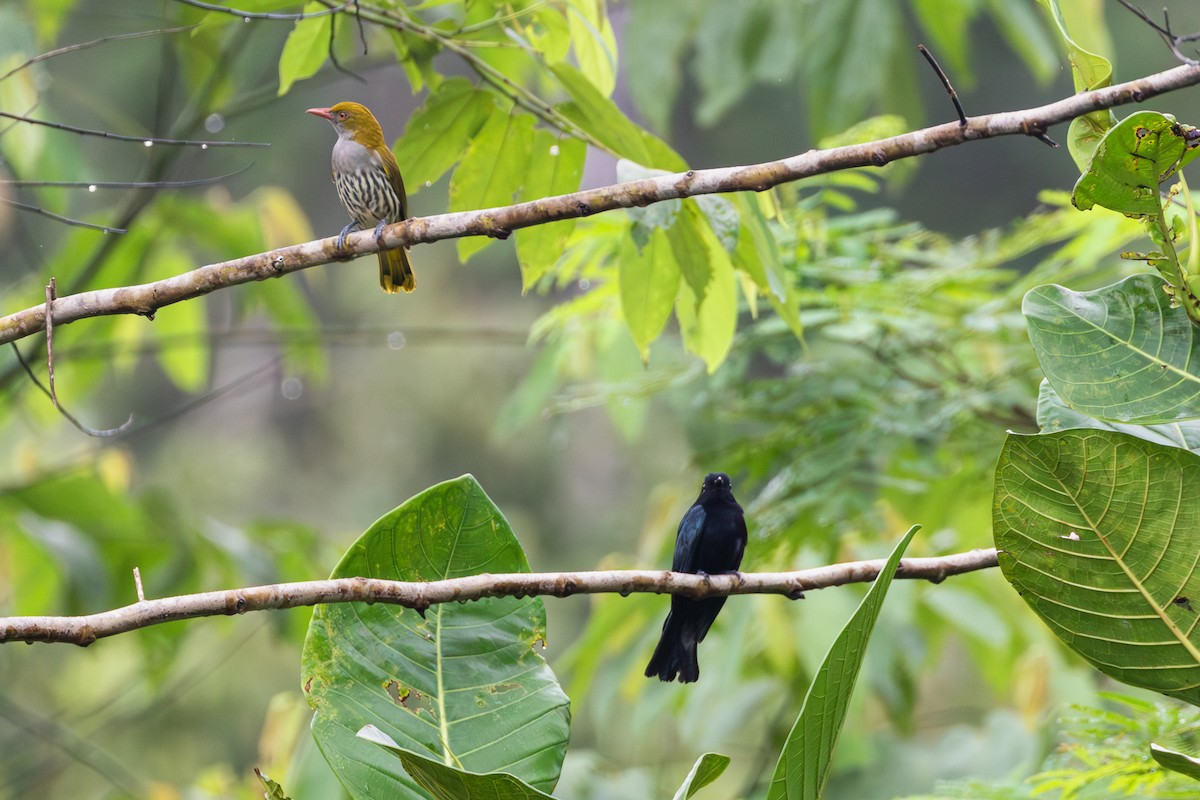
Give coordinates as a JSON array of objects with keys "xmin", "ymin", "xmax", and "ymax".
[
  {"xmin": 44, "ymin": 280, "xmax": 56, "ymax": 407},
  {"xmin": 0, "ymin": 27, "xmax": 197, "ymax": 84},
  {"xmin": 0, "ymin": 111, "xmax": 268, "ymax": 148},
  {"xmin": 1117, "ymin": 0, "xmax": 1200, "ymax": 64},
  {"xmin": 9, "ymin": 344, "xmax": 133, "ymax": 437},
  {"xmin": 173, "ymin": 0, "xmax": 350, "ymax": 20},
  {"xmin": 918, "ymin": 44, "xmax": 967, "ymax": 126},
  {"xmin": 0, "ymin": 549, "xmax": 1000, "ymax": 645},
  {"xmin": 0, "ymin": 198, "xmax": 127, "ymax": 233},
  {"xmin": 1, "ymin": 164, "xmax": 253, "ymax": 189}
]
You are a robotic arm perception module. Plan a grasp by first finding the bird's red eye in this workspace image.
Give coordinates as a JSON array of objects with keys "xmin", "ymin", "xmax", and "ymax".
[{"xmin": 338, "ymin": 112, "xmax": 347, "ymax": 120}]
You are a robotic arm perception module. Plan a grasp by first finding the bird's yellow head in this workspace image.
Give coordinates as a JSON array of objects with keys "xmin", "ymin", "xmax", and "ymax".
[{"xmin": 305, "ymin": 101, "xmax": 387, "ymax": 149}]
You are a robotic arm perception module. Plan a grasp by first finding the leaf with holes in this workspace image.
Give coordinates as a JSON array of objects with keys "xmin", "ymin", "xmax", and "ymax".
[
  {"xmin": 301, "ymin": 475, "xmax": 570, "ymax": 800},
  {"xmin": 1072, "ymin": 111, "xmax": 1200, "ymax": 216},
  {"xmin": 994, "ymin": 430, "xmax": 1200, "ymax": 706},
  {"xmin": 1024, "ymin": 274, "xmax": 1200, "ymax": 424}
]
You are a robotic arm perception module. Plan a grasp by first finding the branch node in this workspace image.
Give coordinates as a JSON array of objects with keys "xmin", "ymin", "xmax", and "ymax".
[
  {"xmin": 871, "ymin": 149, "xmax": 889, "ymax": 167},
  {"xmin": 133, "ymin": 567, "xmax": 145, "ymax": 602}
]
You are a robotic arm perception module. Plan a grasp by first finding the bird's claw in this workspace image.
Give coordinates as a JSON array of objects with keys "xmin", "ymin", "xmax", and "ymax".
[
  {"xmin": 373, "ymin": 220, "xmax": 387, "ymax": 246},
  {"xmin": 336, "ymin": 222, "xmax": 360, "ymax": 251}
]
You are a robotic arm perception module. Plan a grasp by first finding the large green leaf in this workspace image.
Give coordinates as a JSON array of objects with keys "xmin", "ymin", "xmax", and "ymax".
[
  {"xmin": 277, "ymin": 2, "xmax": 330, "ymax": 96},
  {"xmin": 449, "ymin": 108, "xmax": 536, "ymax": 261},
  {"xmin": 301, "ymin": 475, "xmax": 571, "ymax": 800},
  {"xmin": 359, "ymin": 726, "xmax": 557, "ymax": 800},
  {"xmin": 619, "ymin": 228, "xmax": 680, "ymax": 358},
  {"xmin": 1024, "ymin": 274, "xmax": 1200, "ymax": 424},
  {"xmin": 1072, "ymin": 111, "xmax": 1200, "ymax": 216},
  {"xmin": 394, "ymin": 79, "xmax": 494, "ymax": 193},
  {"xmin": 1037, "ymin": 380, "xmax": 1200, "ymax": 453},
  {"xmin": 514, "ymin": 130, "xmax": 586, "ymax": 289},
  {"xmin": 994, "ymin": 430, "xmax": 1200, "ymax": 706},
  {"xmin": 767, "ymin": 525, "xmax": 920, "ymax": 800}
]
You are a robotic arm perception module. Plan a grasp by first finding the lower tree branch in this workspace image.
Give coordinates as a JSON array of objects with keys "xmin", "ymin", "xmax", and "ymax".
[
  {"xmin": 2, "ymin": 62, "xmax": 1199, "ymax": 346},
  {"xmin": 0, "ymin": 548, "xmax": 999, "ymax": 645}
]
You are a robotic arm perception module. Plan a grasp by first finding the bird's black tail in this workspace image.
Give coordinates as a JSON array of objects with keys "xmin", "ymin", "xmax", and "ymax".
[{"xmin": 644, "ymin": 611, "xmax": 700, "ymax": 683}]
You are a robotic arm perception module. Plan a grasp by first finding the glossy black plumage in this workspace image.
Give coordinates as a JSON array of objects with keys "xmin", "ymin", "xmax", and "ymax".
[{"xmin": 645, "ymin": 472, "xmax": 747, "ymax": 683}]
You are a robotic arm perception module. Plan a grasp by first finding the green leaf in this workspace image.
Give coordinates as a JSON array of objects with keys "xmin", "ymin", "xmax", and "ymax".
[
  {"xmin": 551, "ymin": 62, "xmax": 686, "ymax": 170},
  {"xmin": 1024, "ymin": 274, "xmax": 1200, "ymax": 424},
  {"xmin": 1036, "ymin": 379, "xmax": 1200, "ymax": 453},
  {"xmin": 672, "ymin": 752, "xmax": 731, "ymax": 800},
  {"xmin": 767, "ymin": 525, "xmax": 920, "ymax": 800},
  {"xmin": 619, "ymin": 228, "xmax": 680, "ymax": 358},
  {"xmin": 994, "ymin": 429, "xmax": 1200, "ymax": 706},
  {"xmin": 254, "ymin": 769, "xmax": 294, "ymax": 800},
  {"xmin": 359, "ymin": 726, "xmax": 558, "ymax": 800},
  {"xmin": 565, "ymin": 0, "xmax": 617, "ymax": 97},
  {"xmin": 1037, "ymin": 0, "xmax": 1114, "ymax": 170},
  {"xmin": 514, "ymin": 131, "xmax": 586, "ymax": 289},
  {"xmin": 394, "ymin": 79, "xmax": 494, "ymax": 193},
  {"xmin": 667, "ymin": 203, "xmax": 716, "ymax": 302},
  {"xmin": 302, "ymin": 475, "xmax": 570, "ymax": 800},
  {"xmin": 673, "ymin": 210, "xmax": 737, "ymax": 372},
  {"xmin": 1073, "ymin": 111, "xmax": 1200, "ymax": 216},
  {"xmin": 1151, "ymin": 742, "xmax": 1200, "ymax": 780},
  {"xmin": 449, "ymin": 108, "xmax": 535, "ymax": 261},
  {"xmin": 277, "ymin": 3, "xmax": 330, "ymax": 96}
]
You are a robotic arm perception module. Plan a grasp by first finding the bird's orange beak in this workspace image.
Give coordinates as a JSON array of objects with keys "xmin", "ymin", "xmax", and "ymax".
[{"xmin": 305, "ymin": 107, "xmax": 333, "ymax": 120}]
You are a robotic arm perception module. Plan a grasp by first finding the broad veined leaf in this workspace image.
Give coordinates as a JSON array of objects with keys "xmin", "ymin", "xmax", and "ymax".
[
  {"xmin": 1036, "ymin": 380, "xmax": 1200, "ymax": 453},
  {"xmin": 394, "ymin": 79, "xmax": 494, "ymax": 192},
  {"xmin": 1073, "ymin": 111, "xmax": 1200, "ymax": 216},
  {"xmin": 1024, "ymin": 274, "xmax": 1200, "ymax": 424},
  {"xmin": 359, "ymin": 726, "xmax": 557, "ymax": 800},
  {"xmin": 767, "ymin": 525, "xmax": 920, "ymax": 800},
  {"xmin": 449, "ymin": 109, "xmax": 536, "ymax": 261},
  {"xmin": 514, "ymin": 131, "xmax": 586, "ymax": 289},
  {"xmin": 302, "ymin": 475, "xmax": 571, "ymax": 800},
  {"xmin": 994, "ymin": 430, "xmax": 1200, "ymax": 706},
  {"xmin": 278, "ymin": 2, "xmax": 330, "ymax": 96}
]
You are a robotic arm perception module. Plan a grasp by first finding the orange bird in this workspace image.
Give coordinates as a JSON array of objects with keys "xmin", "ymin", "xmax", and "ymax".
[{"xmin": 306, "ymin": 102, "xmax": 415, "ymax": 294}]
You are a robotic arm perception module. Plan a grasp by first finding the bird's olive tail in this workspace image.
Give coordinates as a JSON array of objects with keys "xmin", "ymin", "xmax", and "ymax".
[
  {"xmin": 644, "ymin": 612, "xmax": 700, "ymax": 683},
  {"xmin": 378, "ymin": 247, "xmax": 415, "ymax": 294}
]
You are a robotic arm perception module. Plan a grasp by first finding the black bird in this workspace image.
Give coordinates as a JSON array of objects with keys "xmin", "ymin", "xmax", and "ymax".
[{"xmin": 645, "ymin": 472, "xmax": 747, "ymax": 683}]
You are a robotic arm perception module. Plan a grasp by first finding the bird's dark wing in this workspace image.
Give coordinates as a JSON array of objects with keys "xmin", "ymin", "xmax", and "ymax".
[{"xmin": 671, "ymin": 504, "xmax": 707, "ymax": 573}]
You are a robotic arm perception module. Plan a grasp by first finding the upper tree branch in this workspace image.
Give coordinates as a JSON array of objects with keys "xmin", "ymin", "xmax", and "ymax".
[
  {"xmin": 0, "ymin": 548, "xmax": 998, "ymax": 645},
  {"xmin": 4, "ymin": 62, "xmax": 1200, "ymax": 346}
]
